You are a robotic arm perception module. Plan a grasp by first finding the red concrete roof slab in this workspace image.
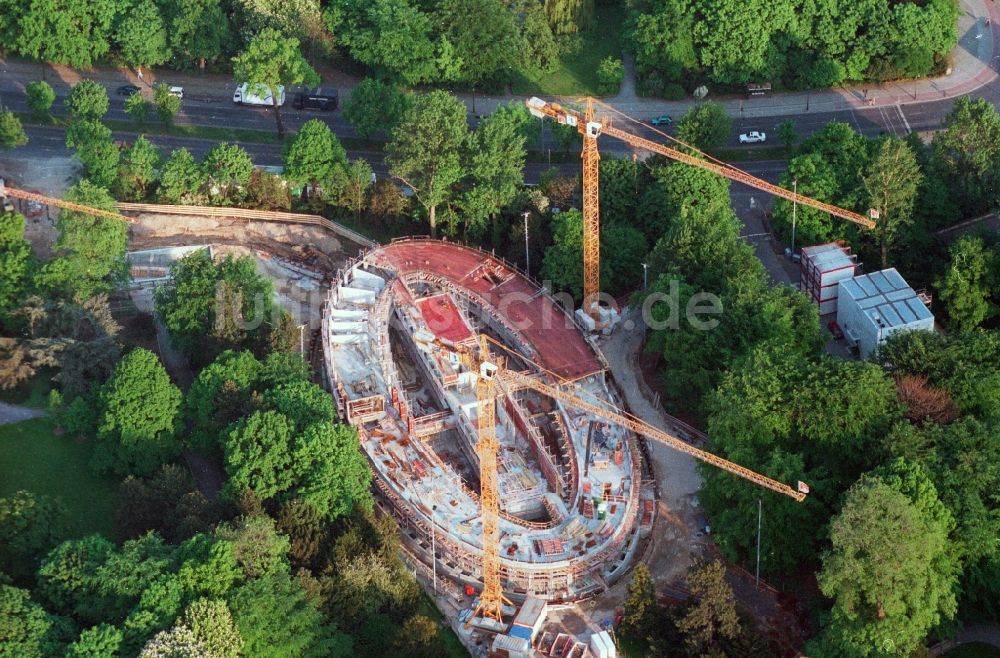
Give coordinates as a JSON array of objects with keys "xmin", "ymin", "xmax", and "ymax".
[
  {"xmin": 416, "ymin": 294, "xmax": 474, "ymax": 344},
  {"xmin": 369, "ymin": 239, "xmax": 603, "ymax": 381}
]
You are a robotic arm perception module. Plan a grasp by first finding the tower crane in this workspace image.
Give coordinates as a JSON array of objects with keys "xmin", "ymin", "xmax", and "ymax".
[
  {"xmin": 525, "ymin": 97, "xmax": 876, "ymax": 318},
  {"xmin": 0, "ymin": 179, "xmax": 131, "ymax": 223},
  {"xmin": 446, "ymin": 335, "xmax": 807, "ymax": 626}
]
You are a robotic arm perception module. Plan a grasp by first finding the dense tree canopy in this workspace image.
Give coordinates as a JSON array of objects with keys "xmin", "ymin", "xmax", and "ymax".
[
  {"xmin": 163, "ymin": 0, "xmax": 231, "ymax": 70},
  {"xmin": 629, "ymin": 0, "xmax": 958, "ymax": 90},
  {"xmin": 935, "ymin": 236, "xmax": 998, "ymax": 332},
  {"xmin": 343, "ymin": 78, "xmax": 410, "ymax": 141},
  {"xmin": 0, "ymin": 491, "xmax": 66, "ymax": 583},
  {"xmin": 0, "ymin": 584, "xmax": 62, "ymax": 658}
]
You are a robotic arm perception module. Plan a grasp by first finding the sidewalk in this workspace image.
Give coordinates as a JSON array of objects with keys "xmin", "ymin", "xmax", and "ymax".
[{"xmin": 0, "ymin": 0, "xmax": 994, "ymax": 120}]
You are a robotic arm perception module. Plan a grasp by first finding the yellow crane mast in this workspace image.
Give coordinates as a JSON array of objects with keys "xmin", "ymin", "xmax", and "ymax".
[
  {"xmin": 525, "ymin": 97, "xmax": 876, "ymax": 318},
  {"xmin": 450, "ymin": 336, "xmax": 807, "ymax": 627}
]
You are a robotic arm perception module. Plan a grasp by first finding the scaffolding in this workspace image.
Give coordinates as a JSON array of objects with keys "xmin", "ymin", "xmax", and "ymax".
[{"xmin": 323, "ymin": 241, "xmax": 649, "ymax": 602}]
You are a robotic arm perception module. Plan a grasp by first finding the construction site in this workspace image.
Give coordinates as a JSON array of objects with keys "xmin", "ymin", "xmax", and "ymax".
[
  {"xmin": 0, "ymin": 95, "xmax": 881, "ymax": 658},
  {"xmin": 322, "ymin": 238, "xmax": 654, "ymax": 610}
]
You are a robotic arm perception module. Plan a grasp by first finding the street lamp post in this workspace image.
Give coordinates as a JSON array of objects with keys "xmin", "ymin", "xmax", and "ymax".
[
  {"xmin": 431, "ymin": 505, "xmax": 437, "ymax": 596},
  {"xmin": 523, "ymin": 211, "xmax": 531, "ymax": 275},
  {"xmin": 755, "ymin": 498, "xmax": 762, "ymax": 589},
  {"xmin": 790, "ymin": 178, "xmax": 798, "ymax": 259},
  {"xmin": 642, "ymin": 263, "xmax": 648, "ymax": 290},
  {"xmin": 297, "ymin": 323, "xmax": 307, "ymax": 356}
]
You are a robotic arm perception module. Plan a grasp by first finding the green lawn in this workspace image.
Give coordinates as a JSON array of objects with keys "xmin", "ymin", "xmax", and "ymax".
[
  {"xmin": 510, "ymin": 5, "xmax": 627, "ymax": 97},
  {"xmin": 943, "ymin": 643, "xmax": 1000, "ymax": 658},
  {"xmin": 0, "ymin": 416, "xmax": 119, "ymax": 539}
]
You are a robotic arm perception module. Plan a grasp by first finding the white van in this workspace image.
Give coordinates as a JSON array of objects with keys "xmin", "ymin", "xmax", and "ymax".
[{"xmin": 233, "ymin": 83, "xmax": 286, "ymax": 107}]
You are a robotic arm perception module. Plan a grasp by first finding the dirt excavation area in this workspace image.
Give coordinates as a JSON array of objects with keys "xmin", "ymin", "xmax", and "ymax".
[
  {"xmin": 126, "ymin": 212, "xmax": 368, "ymax": 337},
  {"xmin": 129, "ymin": 213, "xmax": 363, "ymax": 272}
]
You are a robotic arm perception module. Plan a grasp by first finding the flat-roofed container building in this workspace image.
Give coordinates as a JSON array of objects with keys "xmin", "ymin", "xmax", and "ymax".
[
  {"xmin": 799, "ymin": 242, "xmax": 858, "ymax": 316},
  {"xmin": 836, "ymin": 268, "xmax": 934, "ymax": 359}
]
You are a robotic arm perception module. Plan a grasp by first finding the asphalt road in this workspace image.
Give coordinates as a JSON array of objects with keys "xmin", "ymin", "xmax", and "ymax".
[
  {"xmin": 2, "ymin": 58, "xmax": 998, "ymax": 188},
  {"xmin": 14, "ymin": 123, "xmax": 577, "ymax": 184},
  {"xmin": 0, "ymin": 77, "xmax": 977, "ymax": 165}
]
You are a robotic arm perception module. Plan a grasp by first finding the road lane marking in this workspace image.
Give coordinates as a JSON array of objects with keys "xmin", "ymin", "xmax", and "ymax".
[{"xmin": 896, "ymin": 104, "xmax": 912, "ymax": 133}]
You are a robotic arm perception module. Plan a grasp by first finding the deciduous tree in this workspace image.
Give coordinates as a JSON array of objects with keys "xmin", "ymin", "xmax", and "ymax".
[
  {"xmin": 153, "ymin": 84, "xmax": 181, "ymax": 128},
  {"xmin": 13, "ymin": 0, "xmax": 116, "ymax": 69},
  {"xmin": 461, "ymin": 102, "xmax": 528, "ymax": 236},
  {"xmin": 159, "ymin": 148, "xmax": 204, "ymax": 203},
  {"xmin": 935, "ymin": 236, "xmax": 997, "ymax": 332},
  {"xmin": 202, "ymin": 143, "xmax": 254, "ymax": 203},
  {"xmin": 92, "ymin": 348, "xmax": 182, "ymax": 477},
  {"xmin": 181, "ymin": 599, "xmax": 242, "ymax": 658},
  {"xmin": 232, "ymin": 27, "xmax": 319, "ymax": 138},
  {"xmin": 0, "ymin": 109, "xmax": 28, "ymax": 149},
  {"xmin": 66, "ymin": 624, "xmax": 123, "ymax": 658},
  {"xmin": 0, "ymin": 491, "xmax": 66, "ymax": 582},
  {"xmin": 114, "ymin": 0, "xmax": 171, "ymax": 67},
  {"xmin": 863, "ymin": 138, "xmax": 922, "ymax": 269},
  {"xmin": 328, "ymin": 0, "xmax": 439, "ymax": 85},
  {"xmin": 811, "ymin": 464, "xmax": 958, "ymax": 657},
  {"xmin": 436, "ymin": 0, "xmax": 522, "ymax": 84},
  {"xmin": 342, "ymin": 78, "xmax": 410, "ymax": 140},
  {"xmin": 222, "ymin": 410, "xmax": 296, "ymax": 500},
  {"xmin": 0, "ymin": 585, "xmax": 60, "ymax": 658},
  {"xmin": 676, "ymin": 101, "xmax": 731, "ymax": 149},
  {"xmin": 930, "ymin": 96, "xmax": 1000, "ymax": 216},
  {"xmin": 282, "ymin": 119, "xmax": 346, "ymax": 193},
  {"xmin": 544, "ymin": 0, "xmax": 594, "ymax": 35},
  {"xmin": 0, "ymin": 212, "xmax": 35, "ymax": 324},
  {"xmin": 164, "ymin": 0, "xmax": 231, "ymax": 70},
  {"xmin": 117, "ymin": 136, "xmax": 162, "ymax": 201},
  {"xmin": 339, "ymin": 159, "xmax": 374, "ymax": 217},
  {"xmin": 125, "ymin": 93, "xmax": 152, "ymax": 122},
  {"xmin": 25, "ymin": 81, "xmax": 55, "ymax": 116},
  {"xmin": 39, "ymin": 180, "xmax": 127, "ymax": 301},
  {"xmin": 66, "ymin": 80, "xmax": 109, "ymax": 121},
  {"xmin": 228, "ymin": 570, "xmax": 352, "ymax": 658},
  {"xmin": 386, "ymin": 91, "xmax": 468, "ymax": 237},
  {"xmin": 676, "ymin": 560, "xmax": 740, "ymax": 655},
  {"xmin": 621, "ymin": 562, "xmax": 656, "ymax": 643},
  {"xmin": 596, "ymin": 56, "xmax": 624, "ymax": 95}
]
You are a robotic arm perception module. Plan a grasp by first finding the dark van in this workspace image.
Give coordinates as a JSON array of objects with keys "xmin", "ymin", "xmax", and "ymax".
[{"xmin": 294, "ymin": 88, "xmax": 338, "ymax": 111}]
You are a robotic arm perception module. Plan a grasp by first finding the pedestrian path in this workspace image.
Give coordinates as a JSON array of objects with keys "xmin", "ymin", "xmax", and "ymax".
[{"xmin": 0, "ymin": 402, "xmax": 44, "ymax": 426}]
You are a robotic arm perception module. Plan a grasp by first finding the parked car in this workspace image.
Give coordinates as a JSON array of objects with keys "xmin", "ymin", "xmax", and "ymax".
[
  {"xmin": 739, "ymin": 131, "xmax": 766, "ymax": 143},
  {"xmin": 650, "ymin": 114, "xmax": 672, "ymax": 126},
  {"xmin": 154, "ymin": 83, "xmax": 183, "ymax": 99},
  {"xmin": 116, "ymin": 84, "xmax": 141, "ymax": 97},
  {"xmin": 293, "ymin": 88, "xmax": 338, "ymax": 111},
  {"xmin": 827, "ymin": 320, "xmax": 845, "ymax": 340},
  {"xmin": 233, "ymin": 82, "xmax": 285, "ymax": 106}
]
